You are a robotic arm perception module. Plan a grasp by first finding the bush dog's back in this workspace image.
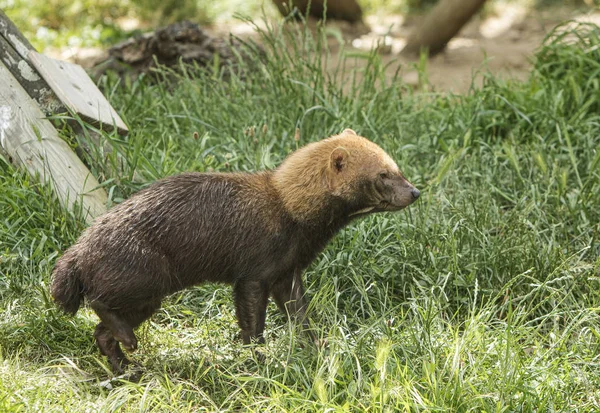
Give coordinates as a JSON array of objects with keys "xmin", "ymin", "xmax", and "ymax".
[{"xmin": 51, "ymin": 129, "xmax": 420, "ymax": 373}]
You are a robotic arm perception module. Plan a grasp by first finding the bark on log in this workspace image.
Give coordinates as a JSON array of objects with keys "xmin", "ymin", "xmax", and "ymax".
[
  {"xmin": 271, "ymin": 0, "xmax": 363, "ymax": 23},
  {"xmin": 401, "ymin": 0, "xmax": 487, "ymax": 57}
]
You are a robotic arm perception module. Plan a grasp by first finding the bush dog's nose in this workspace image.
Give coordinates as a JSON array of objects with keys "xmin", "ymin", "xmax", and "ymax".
[{"xmin": 411, "ymin": 188, "xmax": 421, "ymax": 199}]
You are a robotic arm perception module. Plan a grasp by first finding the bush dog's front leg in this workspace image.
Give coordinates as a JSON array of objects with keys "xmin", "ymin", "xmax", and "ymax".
[{"xmin": 234, "ymin": 279, "xmax": 269, "ymax": 345}]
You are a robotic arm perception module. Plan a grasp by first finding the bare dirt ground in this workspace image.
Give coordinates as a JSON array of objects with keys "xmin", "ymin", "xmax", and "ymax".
[
  {"xmin": 56, "ymin": 5, "xmax": 600, "ymax": 94},
  {"xmin": 360, "ymin": 5, "xmax": 600, "ymax": 92},
  {"xmin": 216, "ymin": 5, "xmax": 600, "ymax": 93}
]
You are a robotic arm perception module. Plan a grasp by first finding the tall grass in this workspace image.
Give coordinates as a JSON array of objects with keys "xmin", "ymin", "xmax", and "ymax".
[{"xmin": 1, "ymin": 20, "xmax": 599, "ymax": 411}]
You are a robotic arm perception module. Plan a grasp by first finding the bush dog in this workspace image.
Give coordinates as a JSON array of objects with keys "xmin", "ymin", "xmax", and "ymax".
[{"xmin": 51, "ymin": 129, "xmax": 420, "ymax": 373}]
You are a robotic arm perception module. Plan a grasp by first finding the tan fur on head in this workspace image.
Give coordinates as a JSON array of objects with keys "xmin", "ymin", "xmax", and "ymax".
[{"xmin": 272, "ymin": 131, "xmax": 401, "ymax": 223}]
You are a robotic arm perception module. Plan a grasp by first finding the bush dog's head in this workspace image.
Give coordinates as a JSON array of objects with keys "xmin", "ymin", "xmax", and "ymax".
[
  {"xmin": 326, "ymin": 129, "xmax": 420, "ymax": 216},
  {"xmin": 274, "ymin": 129, "xmax": 419, "ymax": 223}
]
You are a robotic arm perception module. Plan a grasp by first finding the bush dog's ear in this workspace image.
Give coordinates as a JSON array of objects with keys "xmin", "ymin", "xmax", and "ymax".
[
  {"xmin": 343, "ymin": 128, "xmax": 357, "ymax": 135},
  {"xmin": 327, "ymin": 147, "xmax": 350, "ymax": 193},
  {"xmin": 330, "ymin": 147, "xmax": 349, "ymax": 172}
]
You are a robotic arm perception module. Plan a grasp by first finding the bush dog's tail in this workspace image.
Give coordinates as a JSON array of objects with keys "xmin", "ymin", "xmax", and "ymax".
[{"xmin": 50, "ymin": 251, "xmax": 83, "ymax": 315}]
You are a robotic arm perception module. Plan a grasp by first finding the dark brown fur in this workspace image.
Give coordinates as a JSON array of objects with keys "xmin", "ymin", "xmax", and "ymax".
[{"xmin": 51, "ymin": 130, "xmax": 419, "ymax": 373}]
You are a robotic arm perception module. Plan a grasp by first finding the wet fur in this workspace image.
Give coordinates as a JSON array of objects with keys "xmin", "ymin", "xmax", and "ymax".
[{"xmin": 51, "ymin": 131, "xmax": 418, "ymax": 373}]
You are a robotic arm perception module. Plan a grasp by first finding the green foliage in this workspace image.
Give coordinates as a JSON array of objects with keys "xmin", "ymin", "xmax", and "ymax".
[
  {"xmin": 2, "ymin": 0, "xmax": 135, "ymax": 50},
  {"xmin": 1, "ymin": 0, "xmax": 276, "ymax": 50},
  {"xmin": 535, "ymin": 22, "xmax": 600, "ymax": 116},
  {"xmin": 1, "ymin": 20, "xmax": 600, "ymax": 412}
]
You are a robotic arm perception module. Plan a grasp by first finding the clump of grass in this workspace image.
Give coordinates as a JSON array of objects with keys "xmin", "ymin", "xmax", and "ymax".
[{"xmin": 1, "ymin": 19, "xmax": 600, "ymax": 412}]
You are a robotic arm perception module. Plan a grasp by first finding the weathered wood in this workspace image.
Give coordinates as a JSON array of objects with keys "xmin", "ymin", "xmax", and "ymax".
[
  {"xmin": 0, "ymin": 10, "xmax": 128, "ymax": 136},
  {"xmin": 29, "ymin": 51, "xmax": 128, "ymax": 133},
  {"xmin": 0, "ymin": 11, "xmax": 63, "ymax": 115},
  {"xmin": 402, "ymin": 0, "xmax": 488, "ymax": 57},
  {"xmin": 0, "ymin": 61, "xmax": 107, "ymax": 223},
  {"xmin": 1, "ymin": 10, "xmax": 131, "ymax": 185},
  {"xmin": 0, "ymin": 9, "xmax": 35, "ymax": 54}
]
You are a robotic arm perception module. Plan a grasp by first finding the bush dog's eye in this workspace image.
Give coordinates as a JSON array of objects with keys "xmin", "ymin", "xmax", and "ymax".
[{"xmin": 379, "ymin": 172, "xmax": 388, "ymax": 180}]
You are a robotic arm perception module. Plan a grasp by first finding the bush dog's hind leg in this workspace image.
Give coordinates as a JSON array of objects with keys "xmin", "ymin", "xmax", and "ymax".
[
  {"xmin": 271, "ymin": 271, "xmax": 318, "ymax": 344},
  {"xmin": 93, "ymin": 301, "xmax": 159, "ymax": 374},
  {"xmin": 91, "ymin": 301, "xmax": 138, "ymax": 352},
  {"xmin": 94, "ymin": 322, "xmax": 130, "ymax": 373},
  {"xmin": 234, "ymin": 280, "xmax": 269, "ymax": 345}
]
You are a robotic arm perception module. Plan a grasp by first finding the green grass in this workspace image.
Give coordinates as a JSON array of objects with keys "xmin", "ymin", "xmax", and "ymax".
[{"xmin": 1, "ymin": 19, "xmax": 600, "ymax": 412}]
